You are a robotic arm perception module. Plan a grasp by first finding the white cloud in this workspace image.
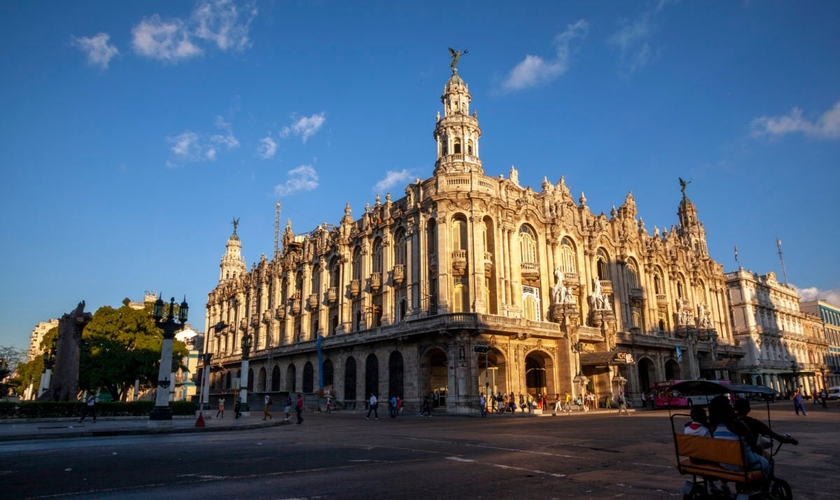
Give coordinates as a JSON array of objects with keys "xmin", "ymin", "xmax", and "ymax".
[
  {"xmin": 274, "ymin": 164, "xmax": 319, "ymax": 197},
  {"xmin": 167, "ymin": 131, "xmax": 216, "ymax": 163},
  {"xmin": 210, "ymin": 115, "xmax": 240, "ymax": 149},
  {"xmin": 502, "ymin": 20, "xmax": 589, "ymax": 92},
  {"xmin": 793, "ymin": 285, "xmax": 840, "ymax": 308},
  {"xmin": 131, "ymin": 1, "xmax": 257, "ymax": 63},
  {"xmin": 373, "ymin": 170, "xmax": 414, "ymax": 193},
  {"xmin": 258, "ymin": 136, "xmax": 277, "ymax": 159},
  {"xmin": 280, "ymin": 113, "xmax": 326, "ymax": 143},
  {"xmin": 608, "ymin": 1, "xmax": 674, "ymax": 74},
  {"xmin": 750, "ymin": 101, "xmax": 840, "ymax": 140},
  {"xmin": 193, "ymin": 0, "xmax": 257, "ymax": 51},
  {"xmin": 71, "ymin": 33, "xmax": 119, "ymax": 70},
  {"xmin": 132, "ymin": 15, "xmax": 201, "ymax": 62}
]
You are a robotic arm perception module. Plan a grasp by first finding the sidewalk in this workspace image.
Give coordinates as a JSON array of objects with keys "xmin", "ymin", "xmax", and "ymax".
[{"xmin": 0, "ymin": 412, "xmax": 287, "ymax": 442}]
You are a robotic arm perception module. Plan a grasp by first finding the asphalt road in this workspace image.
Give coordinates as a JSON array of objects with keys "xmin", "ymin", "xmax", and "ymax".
[{"xmin": 1, "ymin": 405, "xmax": 837, "ymax": 500}]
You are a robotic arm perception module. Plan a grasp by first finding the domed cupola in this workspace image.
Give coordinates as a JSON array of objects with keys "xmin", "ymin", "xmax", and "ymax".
[
  {"xmin": 219, "ymin": 217, "xmax": 247, "ymax": 283},
  {"xmin": 433, "ymin": 49, "xmax": 483, "ymax": 176}
]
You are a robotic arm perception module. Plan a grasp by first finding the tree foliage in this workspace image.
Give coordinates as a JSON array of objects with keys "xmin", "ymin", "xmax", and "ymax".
[
  {"xmin": 78, "ymin": 303, "xmax": 187, "ymax": 402},
  {"xmin": 3, "ymin": 343, "xmax": 40, "ymax": 397}
]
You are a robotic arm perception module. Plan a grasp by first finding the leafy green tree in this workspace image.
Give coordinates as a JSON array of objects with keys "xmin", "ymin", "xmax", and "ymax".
[
  {"xmin": 2, "ymin": 343, "xmax": 36, "ymax": 397},
  {"xmin": 79, "ymin": 301, "xmax": 187, "ymax": 402}
]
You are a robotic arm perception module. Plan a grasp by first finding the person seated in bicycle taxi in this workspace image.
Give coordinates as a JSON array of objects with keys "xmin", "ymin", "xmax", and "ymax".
[
  {"xmin": 708, "ymin": 395, "xmax": 770, "ymax": 476},
  {"xmin": 734, "ymin": 398, "xmax": 798, "ymax": 458},
  {"xmin": 684, "ymin": 406, "xmax": 711, "ymax": 437}
]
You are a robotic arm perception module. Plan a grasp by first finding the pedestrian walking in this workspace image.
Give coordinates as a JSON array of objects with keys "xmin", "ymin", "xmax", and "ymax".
[
  {"xmin": 325, "ymin": 395, "xmax": 332, "ymax": 414},
  {"xmin": 263, "ymin": 394, "xmax": 273, "ymax": 420},
  {"xmin": 397, "ymin": 395, "xmax": 403, "ymax": 415},
  {"xmin": 479, "ymin": 394, "xmax": 487, "ymax": 417},
  {"xmin": 421, "ymin": 398, "xmax": 432, "ymax": 417},
  {"xmin": 564, "ymin": 391, "xmax": 572, "ymax": 413},
  {"xmin": 284, "ymin": 396, "xmax": 292, "ymax": 421},
  {"xmin": 641, "ymin": 391, "xmax": 647, "ymax": 409},
  {"xmin": 234, "ymin": 395, "xmax": 242, "ymax": 419},
  {"xmin": 216, "ymin": 397, "xmax": 225, "ymax": 418},
  {"xmin": 618, "ymin": 392, "xmax": 630, "ymax": 416},
  {"xmin": 295, "ymin": 393, "xmax": 304, "ymax": 424},
  {"xmin": 78, "ymin": 394, "xmax": 97, "ymax": 423},
  {"xmin": 366, "ymin": 393, "xmax": 379, "ymax": 420},
  {"xmin": 605, "ymin": 393, "xmax": 613, "ymax": 410},
  {"xmin": 792, "ymin": 388, "xmax": 807, "ymax": 416},
  {"xmin": 389, "ymin": 395, "xmax": 398, "ymax": 418},
  {"xmin": 820, "ymin": 389, "xmax": 828, "ymax": 408}
]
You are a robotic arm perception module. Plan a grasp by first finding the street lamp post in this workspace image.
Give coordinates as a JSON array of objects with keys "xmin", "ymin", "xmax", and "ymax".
[
  {"xmin": 149, "ymin": 295, "xmax": 189, "ymax": 426},
  {"xmin": 238, "ymin": 318, "xmax": 252, "ymax": 415}
]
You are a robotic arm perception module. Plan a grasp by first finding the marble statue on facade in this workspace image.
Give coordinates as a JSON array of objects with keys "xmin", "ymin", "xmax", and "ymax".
[
  {"xmin": 590, "ymin": 278, "xmax": 611, "ymax": 311},
  {"xmin": 552, "ymin": 268, "xmax": 575, "ymax": 305}
]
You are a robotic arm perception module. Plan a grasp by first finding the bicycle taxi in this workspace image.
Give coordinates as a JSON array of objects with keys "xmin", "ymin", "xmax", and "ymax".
[{"xmin": 668, "ymin": 380, "xmax": 794, "ymax": 500}]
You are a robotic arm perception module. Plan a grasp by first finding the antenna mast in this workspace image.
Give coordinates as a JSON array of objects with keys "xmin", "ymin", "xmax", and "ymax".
[
  {"xmin": 776, "ymin": 237, "xmax": 788, "ymax": 285},
  {"xmin": 274, "ymin": 202, "xmax": 282, "ymax": 258}
]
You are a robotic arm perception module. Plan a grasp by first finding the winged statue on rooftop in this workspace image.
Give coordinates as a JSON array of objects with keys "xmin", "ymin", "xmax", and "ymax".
[{"xmin": 449, "ymin": 47, "xmax": 468, "ymax": 69}]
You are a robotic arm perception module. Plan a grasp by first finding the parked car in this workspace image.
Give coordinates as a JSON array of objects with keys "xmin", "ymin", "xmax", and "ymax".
[{"xmin": 827, "ymin": 386, "xmax": 840, "ymax": 400}]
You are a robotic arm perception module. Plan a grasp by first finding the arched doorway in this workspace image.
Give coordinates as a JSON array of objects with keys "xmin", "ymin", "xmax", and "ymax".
[
  {"xmin": 344, "ymin": 357, "xmax": 357, "ymax": 401},
  {"xmin": 286, "ymin": 364, "xmax": 296, "ymax": 392},
  {"xmin": 303, "ymin": 362, "xmax": 314, "ymax": 393},
  {"xmin": 258, "ymin": 367, "xmax": 267, "ymax": 392},
  {"xmin": 638, "ymin": 358, "xmax": 655, "ymax": 391},
  {"xmin": 478, "ymin": 348, "xmax": 507, "ymax": 398},
  {"xmin": 525, "ymin": 350, "xmax": 555, "ymax": 397},
  {"xmin": 665, "ymin": 359, "xmax": 680, "ymax": 381},
  {"xmin": 247, "ymin": 369, "xmax": 254, "ymax": 391},
  {"xmin": 271, "ymin": 365, "xmax": 281, "ymax": 391},
  {"xmin": 389, "ymin": 351, "xmax": 404, "ymax": 398},
  {"xmin": 421, "ymin": 348, "xmax": 448, "ymax": 409},
  {"xmin": 323, "ymin": 359, "xmax": 334, "ymax": 388},
  {"xmin": 365, "ymin": 354, "xmax": 379, "ymax": 398}
]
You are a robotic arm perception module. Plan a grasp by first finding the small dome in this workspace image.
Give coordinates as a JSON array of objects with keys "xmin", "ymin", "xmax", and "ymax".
[{"xmin": 444, "ymin": 70, "xmax": 465, "ymax": 92}]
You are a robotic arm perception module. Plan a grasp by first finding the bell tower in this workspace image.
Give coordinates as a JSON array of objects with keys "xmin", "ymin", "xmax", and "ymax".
[
  {"xmin": 433, "ymin": 51, "xmax": 483, "ymax": 176},
  {"xmin": 219, "ymin": 217, "xmax": 247, "ymax": 283}
]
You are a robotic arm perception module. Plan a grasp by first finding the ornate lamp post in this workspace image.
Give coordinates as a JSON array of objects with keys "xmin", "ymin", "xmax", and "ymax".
[
  {"xmin": 149, "ymin": 295, "xmax": 189, "ymax": 426},
  {"xmin": 237, "ymin": 318, "xmax": 253, "ymax": 415}
]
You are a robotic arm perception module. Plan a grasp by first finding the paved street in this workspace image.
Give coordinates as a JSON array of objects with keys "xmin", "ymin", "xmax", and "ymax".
[{"xmin": 0, "ymin": 404, "xmax": 837, "ymax": 500}]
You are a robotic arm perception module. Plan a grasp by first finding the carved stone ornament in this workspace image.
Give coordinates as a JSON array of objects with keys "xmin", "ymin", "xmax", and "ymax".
[
  {"xmin": 393, "ymin": 264, "xmax": 405, "ymax": 285},
  {"xmin": 370, "ymin": 272, "xmax": 382, "ymax": 291},
  {"xmin": 350, "ymin": 279, "xmax": 361, "ymax": 297},
  {"xmin": 308, "ymin": 294, "xmax": 318, "ymax": 309},
  {"xmin": 327, "ymin": 287, "xmax": 337, "ymax": 304}
]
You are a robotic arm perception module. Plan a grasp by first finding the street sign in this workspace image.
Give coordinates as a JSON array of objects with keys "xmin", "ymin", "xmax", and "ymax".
[{"xmin": 473, "ymin": 345, "xmax": 490, "ymax": 353}]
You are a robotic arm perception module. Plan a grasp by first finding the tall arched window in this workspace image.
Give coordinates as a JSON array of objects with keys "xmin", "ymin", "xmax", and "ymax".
[
  {"xmin": 454, "ymin": 138, "xmax": 462, "ymax": 154},
  {"xmin": 352, "ymin": 246, "xmax": 362, "ymax": 281},
  {"xmin": 560, "ymin": 237, "xmax": 576, "ymax": 273},
  {"xmin": 452, "ymin": 216, "xmax": 468, "ymax": 251},
  {"xmin": 467, "ymin": 140, "xmax": 474, "ymax": 156},
  {"xmin": 596, "ymin": 249, "xmax": 610, "ymax": 280},
  {"xmin": 372, "ymin": 238, "xmax": 383, "ymax": 274},
  {"xmin": 519, "ymin": 226, "xmax": 537, "ymax": 265},
  {"xmin": 394, "ymin": 228, "xmax": 406, "ymax": 267}
]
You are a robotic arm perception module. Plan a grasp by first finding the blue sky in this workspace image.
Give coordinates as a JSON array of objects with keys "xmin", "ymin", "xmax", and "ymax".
[{"xmin": 2, "ymin": 1, "xmax": 839, "ymax": 351}]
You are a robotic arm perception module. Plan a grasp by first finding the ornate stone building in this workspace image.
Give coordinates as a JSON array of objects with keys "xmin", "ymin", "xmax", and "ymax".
[
  {"xmin": 726, "ymin": 270, "xmax": 830, "ymax": 397},
  {"xmin": 204, "ymin": 63, "xmax": 742, "ymax": 413},
  {"xmin": 800, "ymin": 300, "xmax": 840, "ymax": 389}
]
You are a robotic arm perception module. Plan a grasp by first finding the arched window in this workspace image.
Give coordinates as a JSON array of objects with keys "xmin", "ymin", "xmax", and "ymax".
[
  {"xmin": 344, "ymin": 357, "xmax": 357, "ymax": 400},
  {"xmin": 467, "ymin": 140, "xmax": 474, "ymax": 156},
  {"xmin": 352, "ymin": 246, "xmax": 362, "ymax": 281},
  {"xmin": 519, "ymin": 226, "xmax": 537, "ymax": 265},
  {"xmin": 372, "ymin": 238, "xmax": 383, "ymax": 276},
  {"xmin": 454, "ymin": 138, "xmax": 462, "ymax": 154},
  {"xmin": 452, "ymin": 216, "xmax": 468, "ymax": 251},
  {"xmin": 441, "ymin": 137, "xmax": 448, "ymax": 156},
  {"xmin": 560, "ymin": 237, "xmax": 576, "ymax": 273},
  {"xmin": 596, "ymin": 249, "xmax": 610, "ymax": 280},
  {"xmin": 394, "ymin": 228, "xmax": 406, "ymax": 267},
  {"xmin": 626, "ymin": 261, "xmax": 638, "ymax": 289},
  {"xmin": 303, "ymin": 362, "xmax": 314, "ymax": 393}
]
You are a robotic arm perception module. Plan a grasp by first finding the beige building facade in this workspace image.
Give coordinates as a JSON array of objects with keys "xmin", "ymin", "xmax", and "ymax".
[
  {"xmin": 726, "ymin": 270, "xmax": 830, "ymax": 397},
  {"xmin": 204, "ymin": 65, "xmax": 743, "ymax": 413},
  {"xmin": 800, "ymin": 300, "xmax": 840, "ymax": 389},
  {"xmin": 27, "ymin": 319, "xmax": 58, "ymax": 362}
]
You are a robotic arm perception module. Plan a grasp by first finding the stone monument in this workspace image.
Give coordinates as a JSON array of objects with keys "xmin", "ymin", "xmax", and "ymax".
[{"xmin": 38, "ymin": 301, "xmax": 92, "ymax": 401}]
